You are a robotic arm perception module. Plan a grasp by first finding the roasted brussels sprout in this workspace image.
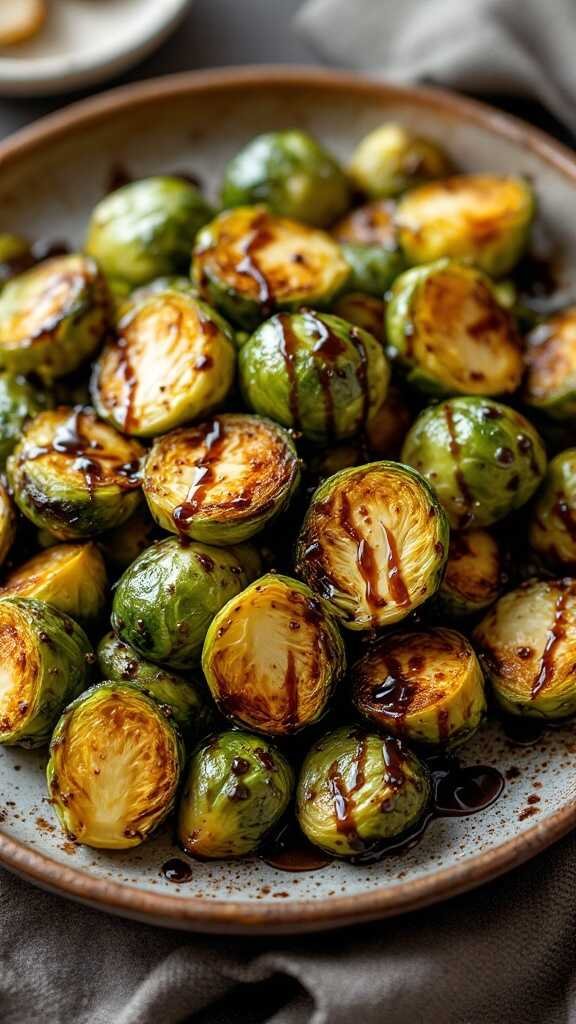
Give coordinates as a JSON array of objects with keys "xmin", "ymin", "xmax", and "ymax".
[
  {"xmin": 99, "ymin": 506, "xmax": 158, "ymax": 569},
  {"xmin": 0, "ymin": 373, "xmax": 51, "ymax": 469},
  {"xmin": 112, "ymin": 537, "xmax": 261, "ymax": 668},
  {"xmin": 529, "ymin": 449, "xmax": 576, "ymax": 568},
  {"xmin": 0, "ymin": 255, "xmax": 109, "ymax": 381},
  {"xmin": 396, "ymin": 175, "xmax": 534, "ymax": 276},
  {"xmin": 402, "ymin": 398, "xmax": 547, "ymax": 529},
  {"xmin": 192, "ymin": 206, "xmax": 349, "ymax": 329},
  {"xmin": 386, "ymin": 260, "xmax": 523, "ymax": 396},
  {"xmin": 0, "ymin": 234, "xmax": 33, "ymax": 285},
  {"xmin": 220, "ymin": 130, "xmax": 349, "ymax": 227},
  {"xmin": 305, "ymin": 443, "xmax": 364, "ymax": 487},
  {"xmin": 297, "ymin": 727, "xmax": 430, "ymax": 857},
  {"xmin": 92, "ymin": 289, "xmax": 236, "ymax": 437},
  {"xmin": 143, "ymin": 414, "xmax": 300, "ymax": 545},
  {"xmin": 0, "ymin": 482, "xmax": 16, "ymax": 566},
  {"xmin": 0, "ymin": 542, "xmax": 107, "ymax": 622},
  {"xmin": 332, "ymin": 198, "xmax": 405, "ymax": 296},
  {"xmin": 96, "ymin": 631, "xmax": 212, "ymax": 738},
  {"xmin": 202, "ymin": 574, "xmax": 346, "ymax": 735},
  {"xmin": 332, "ymin": 199, "xmax": 397, "ymax": 246},
  {"xmin": 8, "ymin": 406, "xmax": 144, "ymax": 539},
  {"xmin": 0, "ymin": 597, "xmax": 93, "ymax": 747},
  {"xmin": 474, "ymin": 578, "xmax": 576, "ymax": 719},
  {"xmin": 296, "ymin": 462, "xmax": 448, "ymax": 630},
  {"xmin": 332, "ymin": 292, "xmax": 385, "ymax": 340},
  {"xmin": 47, "ymin": 681, "xmax": 184, "ymax": 848},
  {"xmin": 178, "ymin": 730, "xmax": 293, "ymax": 858},
  {"xmin": 437, "ymin": 529, "xmax": 505, "ymax": 617},
  {"xmin": 352, "ymin": 627, "xmax": 486, "ymax": 746},
  {"xmin": 239, "ymin": 311, "xmax": 389, "ymax": 443},
  {"xmin": 523, "ymin": 308, "xmax": 576, "ymax": 420},
  {"xmin": 365, "ymin": 385, "xmax": 414, "ymax": 458},
  {"xmin": 85, "ymin": 176, "xmax": 214, "ymax": 287},
  {"xmin": 349, "ymin": 124, "xmax": 453, "ymax": 199}
]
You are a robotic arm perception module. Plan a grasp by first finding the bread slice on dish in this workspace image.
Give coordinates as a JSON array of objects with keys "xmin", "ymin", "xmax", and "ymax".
[{"xmin": 0, "ymin": 0, "xmax": 47, "ymax": 47}]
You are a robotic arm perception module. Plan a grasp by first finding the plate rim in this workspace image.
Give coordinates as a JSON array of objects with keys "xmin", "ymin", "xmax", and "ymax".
[{"xmin": 0, "ymin": 65, "xmax": 575, "ymax": 934}]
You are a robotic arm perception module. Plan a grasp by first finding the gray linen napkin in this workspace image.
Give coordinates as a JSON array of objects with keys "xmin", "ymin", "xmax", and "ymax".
[{"xmin": 296, "ymin": 0, "xmax": 576, "ymax": 133}]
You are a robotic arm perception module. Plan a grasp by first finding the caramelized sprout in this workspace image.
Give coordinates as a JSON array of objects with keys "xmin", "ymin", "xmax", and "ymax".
[
  {"xmin": 437, "ymin": 529, "xmax": 505, "ymax": 617},
  {"xmin": 296, "ymin": 462, "xmax": 448, "ymax": 630},
  {"xmin": 523, "ymin": 308, "xmax": 576, "ymax": 420},
  {"xmin": 0, "ymin": 373, "xmax": 51, "ymax": 469},
  {"xmin": 297, "ymin": 727, "xmax": 430, "ymax": 857},
  {"xmin": 349, "ymin": 124, "xmax": 453, "ymax": 199},
  {"xmin": 333, "ymin": 198, "xmax": 405, "ymax": 295},
  {"xmin": 202, "ymin": 574, "xmax": 346, "ymax": 735},
  {"xmin": 99, "ymin": 506, "xmax": 158, "ymax": 570},
  {"xmin": 178, "ymin": 730, "xmax": 293, "ymax": 858},
  {"xmin": 365, "ymin": 385, "xmax": 414, "ymax": 459},
  {"xmin": 529, "ymin": 449, "xmax": 576, "ymax": 569},
  {"xmin": 143, "ymin": 414, "xmax": 300, "ymax": 545},
  {"xmin": 47, "ymin": 681, "xmax": 184, "ymax": 848},
  {"xmin": 0, "ymin": 543, "xmax": 107, "ymax": 623},
  {"xmin": 352, "ymin": 627, "xmax": 486, "ymax": 746},
  {"xmin": 474, "ymin": 578, "xmax": 576, "ymax": 719},
  {"xmin": 332, "ymin": 292, "xmax": 385, "ymax": 340}
]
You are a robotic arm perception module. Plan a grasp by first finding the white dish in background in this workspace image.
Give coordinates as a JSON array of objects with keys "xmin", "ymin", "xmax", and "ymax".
[{"xmin": 0, "ymin": 0, "xmax": 194, "ymax": 96}]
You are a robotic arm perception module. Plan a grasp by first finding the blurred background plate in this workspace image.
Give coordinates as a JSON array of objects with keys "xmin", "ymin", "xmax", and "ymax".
[{"xmin": 0, "ymin": 0, "xmax": 195, "ymax": 96}]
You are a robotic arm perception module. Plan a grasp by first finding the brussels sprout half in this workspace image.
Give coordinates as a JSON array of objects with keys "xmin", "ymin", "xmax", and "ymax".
[
  {"xmin": 47, "ymin": 681, "xmax": 184, "ymax": 849},
  {"xmin": 349, "ymin": 124, "xmax": 453, "ymax": 200},
  {"xmin": 0, "ymin": 482, "xmax": 16, "ymax": 567},
  {"xmin": 296, "ymin": 462, "xmax": 448, "ymax": 630},
  {"xmin": 0, "ymin": 542, "xmax": 107, "ymax": 623},
  {"xmin": 332, "ymin": 199, "xmax": 406, "ymax": 297},
  {"xmin": 239, "ymin": 311, "xmax": 389, "ymax": 443},
  {"xmin": 112, "ymin": 536, "xmax": 261, "ymax": 668},
  {"xmin": 192, "ymin": 206, "xmax": 349, "ymax": 329},
  {"xmin": 297, "ymin": 727, "xmax": 430, "ymax": 858},
  {"xmin": 178, "ymin": 730, "xmax": 293, "ymax": 858},
  {"xmin": 0, "ymin": 373, "xmax": 51, "ymax": 469},
  {"xmin": 474, "ymin": 578, "xmax": 576, "ymax": 719},
  {"xmin": 96, "ymin": 631, "xmax": 212, "ymax": 739},
  {"xmin": 0, "ymin": 597, "xmax": 93, "ymax": 747},
  {"xmin": 92, "ymin": 290, "xmax": 236, "ymax": 437},
  {"xmin": 396, "ymin": 175, "xmax": 534, "ymax": 276},
  {"xmin": 402, "ymin": 398, "xmax": 547, "ymax": 530},
  {"xmin": 352, "ymin": 627, "xmax": 486, "ymax": 747},
  {"xmin": 143, "ymin": 414, "xmax": 300, "ymax": 545},
  {"xmin": 332, "ymin": 292, "xmax": 385, "ymax": 340},
  {"xmin": 386, "ymin": 260, "xmax": 523, "ymax": 397},
  {"xmin": 221, "ymin": 130, "xmax": 350, "ymax": 227},
  {"xmin": 436, "ymin": 529, "xmax": 506, "ymax": 617},
  {"xmin": 0, "ymin": 255, "xmax": 109, "ymax": 381},
  {"xmin": 85, "ymin": 176, "xmax": 214, "ymax": 287},
  {"xmin": 529, "ymin": 449, "xmax": 576, "ymax": 569},
  {"xmin": 202, "ymin": 574, "xmax": 346, "ymax": 736},
  {"xmin": 523, "ymin": 308, "xmax": 576, "ymax": 421},
  {"xmin": 7, "ymin": 406, "xmax": 144, "ymax": 539}
]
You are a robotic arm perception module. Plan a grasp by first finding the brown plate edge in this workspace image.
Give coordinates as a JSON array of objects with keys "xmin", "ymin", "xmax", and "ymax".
[{"xmin": 0, "ymin": 66, "xmax": 575, "ymax": 933}]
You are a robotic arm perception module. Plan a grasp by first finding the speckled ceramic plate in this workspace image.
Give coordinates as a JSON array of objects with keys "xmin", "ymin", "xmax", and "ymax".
[{"xmin": 1, "ymin": 68, "xmax": 576, "ymax": 935}]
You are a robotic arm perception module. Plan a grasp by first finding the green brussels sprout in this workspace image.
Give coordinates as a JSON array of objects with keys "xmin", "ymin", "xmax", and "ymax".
[
  {"xmin": 296, "ymin": 727, "xmax": 430, "ymax": 857},
  {"xmin": 296, "ymin": 462, "xmax": 448, "ymax": 630},
  {"xmin": 202, "ymin": 574, "xmax": 346, "ymax": 735},
  {"xmin": 220, "ymin": 130, "xmax": 350, "ymax": 227},
  {"xmin": 111, "ymin": 536, "xmax": 261, "ymax": 668},
  {"xmin": 436, "ymin": 529, "xmax": 506, "ymax": 617},
  {"xmin": 178, "ymin": 730, "xmax": 293, "ymax": 858},
  {"xmin": 0, "ymin": 255, "xmax": 109, "ymax": 381},
  {"xmin": 124, "ymin": 275, "xmax": 198, "ymax": 309},
  {"xmin": 473, "ymin": 578, "xmax": 576, "ymax": 719},
  {"xmin": 352, "ymin": 627, "xmax": 486, "ymax": 746},
  {"xmin": 332, "ymin": 199, "xmax": 398, "ymax": 246},
  {"xmin": 401, "ymin": 398, "xmax": 547, "ymax": 530},
  {"xmin": 340, "ymin": 243, "xmax": 405, "ymax": 297},
  {"xmin": 365, "ymin": 385, "xmax": 414, "ymax": 458},
  {"xmin": 85, "ymin": 176, "xmax": 214, "ymax": 287},
  {"xmin": 0, "ymin": 234, "xmax": 33, "ymax": 285},
  {"xmin": 523, "ymin": 308, "xmax": 576, "ymax": 420},
  {"xmin": 96, "ymin": 631, "xmax": 212, "ymax": 738},
  {"xmin": 239, "ymin": 310, "xmax": 389, "ymax": 443},
  {"xmin": 0, "ymin": 542, "xmax": 107, "ymax": 623},
  {"xmin": 47, "ymin": 681, "xmax": 184, "ymax": 848},
  {"xmin": 529, "ymin": 449, "xmax": 576, "ymax": 568},
  {"xmin": 192, "ymin": 206, "xmax": 349, "ymax": 329},
  {"xmin": 0, "ymin": 481, "xmax": 16, "ymax": 566},
  {"xmin": 0, "ymin": 373, "xmax": 51, "ymax": 469},
  {"xmin": 92, "ymin": 289, "xmax": 236, "ymax": 437},
  {"xmin": 396, "ymin": 175, "xmax": 534, "ymax": 275},
  {"xmin": 349, "ymin": 124, "xmax": 453, "ymax": 199},
  {"xmin": 7, "ymin": 406, "xmax": 144, "ymax": 539},
  {"xmin": 385, "ymin": 260, "xmax": 523, "ymax": 397},
  {"xmin": 332, "ymin": 291, "xmax": 385, "ymax": 340},
  {"xmin": 143, "ymin": 413, "xmax": 300, "ymax": 545},
  {"xmin": 99, "ymin": 505, "xmax": 158, "ymax": 569},
  {"xmin": 0, "ymin": 597, "xmax": 93, "ymax": 747}
]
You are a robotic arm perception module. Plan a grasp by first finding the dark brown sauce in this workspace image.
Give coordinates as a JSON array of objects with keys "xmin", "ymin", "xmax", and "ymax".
[
  {"xmin": 172, "ymin": 419, "xmax": 224, "ymax": 528},
  {"xmin": 517, "ymin": 434, "xmax": 540, "ymax": 477},
  {"xmin": 116, "ymin": 337, "xmax": 137, "ymax": 433},
  {"xmin": 261, "ymin": 820, "xmax": 333, "ymax": 872},
  {"xmin": 339, "ymin": 491, "xmax": 385, "ymax": 617},
  {"xmin": 349, "ymin": 327, "xmax": 369, "ymax": 425},
  {"xmin": 443, "ymin": 404, "xmax": 474, "ymax": 525},
  {"xmin": 236, "ymin": 214, "xmax": 272, "ymax": 306},
  {"xmin": 161, "ymin": 857, "xmax": 193, "ymax": 883},
  {"xmin": 531, "ymin": 582, "xmax": 569, "ymax": 698},
  {"xmin": 309, "ymin": 316, "xmax": 345, "ymax": 437},
  {"xmin": 276, "ymin": 314, "xmax": 301, "ymax": 427},
  {"xmin": 372, "ymin": 671, "xmax": 415, "ymax": 725},
  {"xmin": 284, "ymin": 648, "xmax": 299, "ymax": 729},
  {"xmin": 384, "ymin": 526, "xmax": 410, "ymax": 607}
]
